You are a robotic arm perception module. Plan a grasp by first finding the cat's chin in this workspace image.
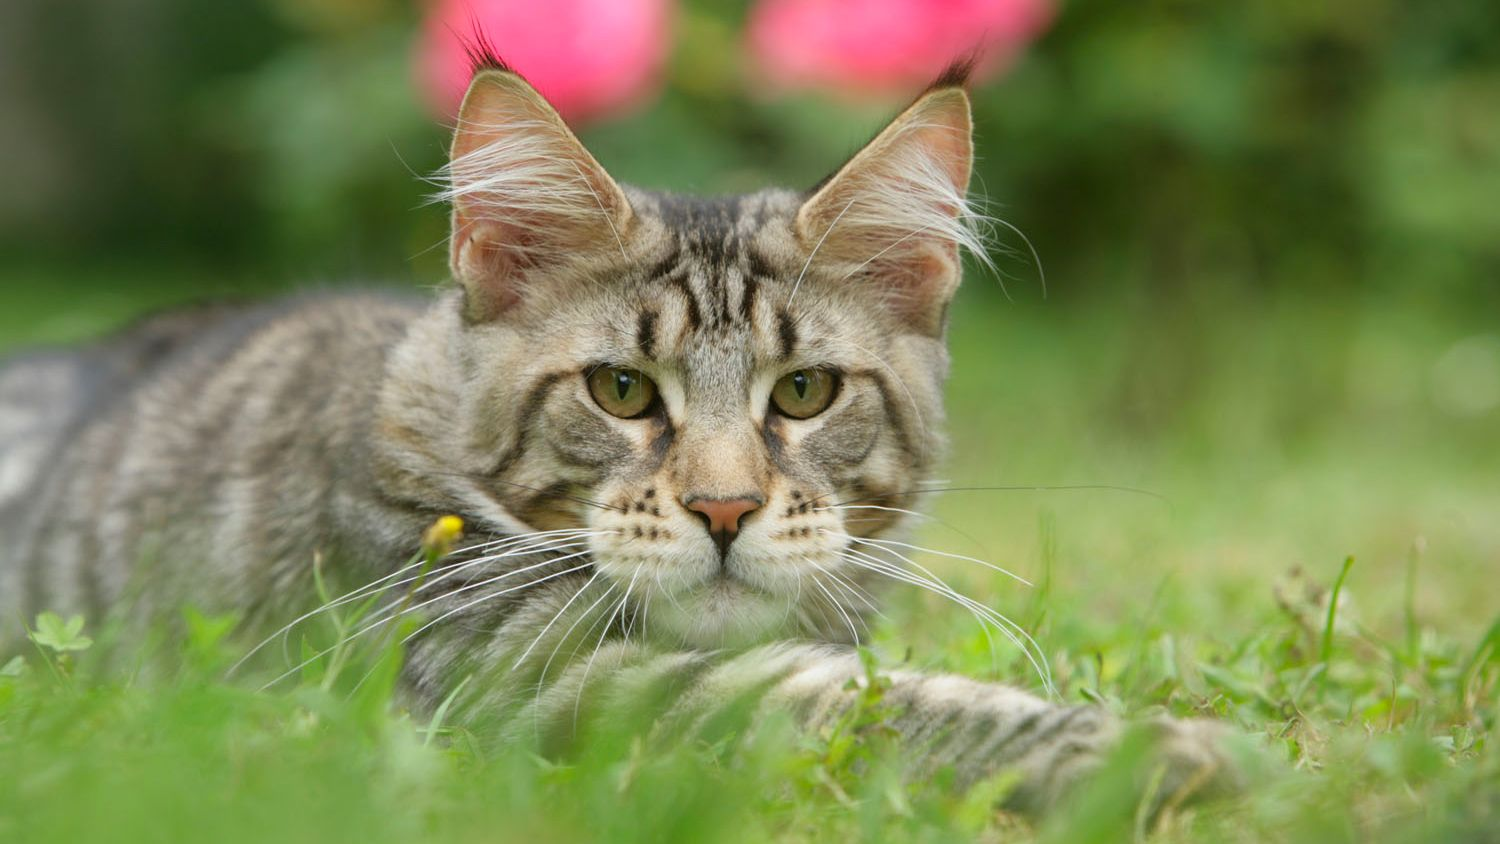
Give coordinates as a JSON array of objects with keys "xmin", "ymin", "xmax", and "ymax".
[{"xmin": 644, "ymin": 577, "xmax": 794, "ymax": 650}]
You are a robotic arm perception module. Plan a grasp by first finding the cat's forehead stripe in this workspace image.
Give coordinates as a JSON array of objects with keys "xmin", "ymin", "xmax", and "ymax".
[{"xmin": 623, "ymin": 193, "xmax": 802, "ymax": 363}]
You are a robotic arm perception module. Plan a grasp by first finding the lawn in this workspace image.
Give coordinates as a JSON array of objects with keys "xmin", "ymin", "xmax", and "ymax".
[{"xmin": 0, "ymin": 268, "xmax": 1495, "ymax": 842}]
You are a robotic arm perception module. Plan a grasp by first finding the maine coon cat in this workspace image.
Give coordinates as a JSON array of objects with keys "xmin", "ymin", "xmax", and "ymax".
[{"xmin": 0, "ymin": 54, "xmax": 1236, "ymax": 815}]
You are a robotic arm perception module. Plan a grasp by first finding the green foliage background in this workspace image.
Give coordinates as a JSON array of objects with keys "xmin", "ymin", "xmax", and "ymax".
[{"xmin": 0, "ymin": 0, "xmax": 1496, "ymax": 841}]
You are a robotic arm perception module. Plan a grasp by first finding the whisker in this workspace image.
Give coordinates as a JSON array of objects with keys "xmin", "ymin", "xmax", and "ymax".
[
  {"xmin": 395, "ymin": 561, "xmax": 595, "ymax": 651},
  {"xmin": 229, "ymin": 528, "xmax": 603, "ymax": 676},
  {"xmin": 531, "ymin": 579, "xmax": 619, "ymax": 725},
  {"xmin": 808, "ymin": 557, "xmax": 883, "ymax": 620},
  {"xmin": 348, "ymin": 537, "xmax": 598, "ymax": 645},
  {"xmin": 841, "ymin": 547, "xmax": 1003, "ymax": 665},
  {"xmin": 813, "ymin": 483, "xmax": 1167, "ymax": 509},
  {"xmin": 846, "ymin": 543, "xmax": 1036, "ymax": 655},
  {"xmin": 389, "ymin": 547, "xmax": 596, "ymax": 630},
  {"xmin": 573, "ymin": 567, "xmax": 638, "ymax": 728},
  {"xmin": 841, "ymin": 546, "xmax": 1055, "ymax": 697},
  {"xmin": 346, "ymin": 559, "xmax": 596, "ymax": 696},
  {"xmin": 511, "ymin": 569, "xmax": 604, "ymax": 669},
  {"xmin": 841, "ymin": 538, "xmax": 1053, "ymax": 688},
  {"xmin": 258, "ymin": 548, "xmax": 596, "ymax": 690},
  {"xmin": 634, "ymin": 574, "xmax": 651, "ymax": 644},
  {"xmin": 817, "ymin": 502, "xmax": 994, "ymax": 555},
  {"xmin": 809, "ymin": 573, "xmax": 862, "ymax": 644},
  {"xmin": 987, "ymin": 214, "xmax": 1048, "ymax": 299},
  {"xmin": 406, "ymin": 537, "xmax": 601, "ymax": 600},
  {"xmin": 826, "ymin": 571, "xmax": 884, "ymax": 620},
  {"xmin": 826, "ymin": 530, "xmax": 1031, "ymax": 587},
  {"xmin": 816, "ymin": 503, "xmax": 928, "ymax": 519},
  {"xmin": 801, "ymin": 580, "xmax": 842, "ymax": 641},
  {"xmin": 835, "ymin": 222, "xmax": 940, "ymax": 284}
]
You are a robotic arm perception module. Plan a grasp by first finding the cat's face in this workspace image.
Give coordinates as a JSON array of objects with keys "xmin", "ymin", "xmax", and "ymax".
[{"xmin": 441, "ymin": 67, "xmax": 975, "ymax": 647}]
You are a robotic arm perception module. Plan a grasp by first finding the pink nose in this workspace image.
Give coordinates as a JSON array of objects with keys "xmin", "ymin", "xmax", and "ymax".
[{"xmin": 683, "ymin": 495, "xmax": 762, "ymax": 556}]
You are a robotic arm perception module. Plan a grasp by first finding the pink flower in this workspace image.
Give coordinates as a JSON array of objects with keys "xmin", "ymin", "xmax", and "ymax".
[
  {"xmin": 748, "ymin": 0, "xmax": 1052, "ymax": 95},
  {"xmin": 417, "ymin": 0, "xmax": 673, "ymax": 123}
]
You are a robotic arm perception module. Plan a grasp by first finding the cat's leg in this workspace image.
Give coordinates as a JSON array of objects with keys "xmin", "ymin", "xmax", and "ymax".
[{"xmin": 453, "ymin": 639, "xmax": 1238, "ymax": 817}]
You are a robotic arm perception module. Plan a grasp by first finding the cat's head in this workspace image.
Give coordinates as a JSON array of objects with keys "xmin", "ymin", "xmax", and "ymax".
[{"xmin": 435, "ymin": 56, "xmax": 980, "ymax": 648}]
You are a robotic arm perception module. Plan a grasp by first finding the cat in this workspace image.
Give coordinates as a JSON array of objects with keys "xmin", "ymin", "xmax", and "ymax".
[{"xmin": 0, "ymin": 53, "xmax": 1238, "ymax": 816}]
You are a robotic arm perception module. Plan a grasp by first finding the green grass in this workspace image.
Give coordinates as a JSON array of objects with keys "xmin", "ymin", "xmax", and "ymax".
[{"xmin": 1, "ymin": 274, "xmax": 1496, "ymax": 842}]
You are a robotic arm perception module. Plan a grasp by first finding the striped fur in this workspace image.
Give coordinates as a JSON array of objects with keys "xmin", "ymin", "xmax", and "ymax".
[{"xmin": 0, "ymin": 64, "xmax": 1238, "ymax": 816}]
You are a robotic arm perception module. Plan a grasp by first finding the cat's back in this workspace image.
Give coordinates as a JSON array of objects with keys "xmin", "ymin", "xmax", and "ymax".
[
  {"xmin": 0, "ymin": 290, "xmax": 427, "ymax": 626},
  {"xmin": 0, "ymin": 303, "xmax": 246, "ymax": 507}
]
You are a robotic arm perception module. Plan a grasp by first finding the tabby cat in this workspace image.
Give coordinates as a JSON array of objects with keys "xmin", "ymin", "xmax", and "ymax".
[{"xmin": 0, "ymin": 55, "xmax": 1235, "ymax": 815}]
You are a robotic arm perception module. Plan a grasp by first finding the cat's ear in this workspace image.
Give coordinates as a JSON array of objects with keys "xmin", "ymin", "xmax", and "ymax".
[
  {"xmin": 443, "ymin": 67, "xmax": 632, "ymax": 321},
  {"xmin": 796, "ymin": 77, "xmax": 977, "ymax": 337}
]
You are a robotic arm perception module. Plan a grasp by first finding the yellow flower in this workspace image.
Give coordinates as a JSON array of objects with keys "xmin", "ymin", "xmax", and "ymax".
[{"xmin": 422, "ymin": 515, "xmax": 464, "ymax": 557}]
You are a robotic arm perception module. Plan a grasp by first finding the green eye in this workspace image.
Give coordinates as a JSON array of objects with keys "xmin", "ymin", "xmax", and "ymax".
[
  {"xmin": 771, "ymin": 369, "xmax": 838, "ymax": 419},
  {"xmin": 587, "ymin": 367, "xmax": 657, "ymax": 418}
]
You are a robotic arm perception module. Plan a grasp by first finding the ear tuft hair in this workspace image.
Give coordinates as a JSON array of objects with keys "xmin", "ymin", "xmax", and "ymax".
[
  {"xmin": 928, "ymin": 54, "xmax": 978, "ymax": 92},
  {"xmin": 456, "ymin": 21, "xmax": 516, "ymax": 80}
]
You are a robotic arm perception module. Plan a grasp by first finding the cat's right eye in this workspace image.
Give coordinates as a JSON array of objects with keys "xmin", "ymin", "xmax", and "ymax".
[
  {"xmin": 770, "ymin": 369, "xmax": 838, "ymax": 419},
  {"xmin": 587, "ymin": 367, "xmax": 658, "ymax": 418}
]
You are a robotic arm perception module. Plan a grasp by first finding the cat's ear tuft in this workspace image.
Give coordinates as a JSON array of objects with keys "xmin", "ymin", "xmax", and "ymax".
[
  {"xmin": 796, "ymin": 85, "xmax": 979, "ymax": 337},
  {"xmin": 440, "ymin": 67, "xmax": 632, "ymax": 322},
  {"xmin": 460, "ymin": 29, "xmax": 514, "ymax": 77},
  {"xmin": 929, "ymin": 55, "xmax": 977, "ymax": 91}
]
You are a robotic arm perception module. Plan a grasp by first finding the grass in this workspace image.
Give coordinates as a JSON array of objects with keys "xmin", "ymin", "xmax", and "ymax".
[{"xmin": 1, "ymin": 270, "xmax": 1496, "ymax": 842}]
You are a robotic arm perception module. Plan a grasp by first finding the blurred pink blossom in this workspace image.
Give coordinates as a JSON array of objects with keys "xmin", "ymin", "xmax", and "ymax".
[
  {"xmin": 748, "ymin": 0, "xmax": 1052, "ymax": 94},
  {"xmin": 417, "ymin": 0, "xmax": 673, "ymax": 123}
]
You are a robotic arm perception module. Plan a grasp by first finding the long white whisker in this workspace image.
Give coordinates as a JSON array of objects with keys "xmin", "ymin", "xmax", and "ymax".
[
  {"xmin": 840, "ymin": 541, "xmax": 1053, "ymax": 694},
  {"xmin": 511, "ymin": 569, "xmax": 604, "ymax": 670},
  {"xmin": 988, "ymin": 214, "xmax": 1047, "ymax": 299},
  {"xmin": 845, "ymin": 543, "xmax": 1040, "ymax": 662},
  {"xmin": 842, "ymin": 549, "xmax": 1002, "ymax": 666},
  {"xmin": 810, "ymin": 573, "xmax": 863, "ymax": 644},
  {"xmin": 229, "ymin": 528, "xmax": 603, "ymax": 675},
  {"xmin": 532, "ymin": 580, "xmax": 619, "ymax": 716},
  {"xmin": 258, "ymin": 548, "xmax": 596, "ymax": 690},
  {"xmin": 396, "ymin": 560, "xmax": 596, "ymax": 651},
  {"xmin": 830, "ymin": 531, "xmax": 1032, "ymax": 587},
  {"xmin": 807, "ymin": 557, "xmax": 883, "ymax": 620},
  {"xmin": 841, "ymin": 547, "xmax": 1054, "ymax": 697},
  {"xmin": 347, "ymin": 559, "xmax": 596, "ymax": 696},
  {"xmin": 348, "ymin": 538, "xmax": 599, "ymax": 647},
  {"xmin": 390, "ymin": 548, "xmax": 596, "ymax": 633},
  {"xmin": 816, "ymin": 503, "xmax": 930, "ymax": 519},
  {"xmin": 408, "ymin": 537, "xmax": 600, "ymax": 599},
  {"xmin": 823, "ymin": 568, "xmax": 884, "ymax": 620},
  {"xmin": 835, "ymin": 221, "xmax": 939, "ymax": 282},
  {"xmin": 820, "ymin": 503, "xmax": 993, "ymax": 558},
  {"xmin": 573, "ymin": 567, "xmax": 638, "ymax": 728}
]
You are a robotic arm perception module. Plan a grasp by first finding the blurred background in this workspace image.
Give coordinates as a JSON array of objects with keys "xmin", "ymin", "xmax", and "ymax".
[{"xmin": 0, "ymin": 0, "xmax": 1496, "ymax": 645}]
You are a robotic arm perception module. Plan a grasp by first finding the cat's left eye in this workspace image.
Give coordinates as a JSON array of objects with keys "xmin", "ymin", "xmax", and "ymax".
[
  {"xmin": 771, "ymin": 369, "xmax": 838, "ymax": 419},
  {"xmin": 587, "ymin": 367, "xmax": 657, "ymax": 418}
]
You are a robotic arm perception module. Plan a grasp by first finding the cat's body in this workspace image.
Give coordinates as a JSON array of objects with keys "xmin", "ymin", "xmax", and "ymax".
[
  {"xmin": 0, "ymin": 58, "xmax": 1238, "ymax": 816},
  {"xmin": 0, "ymin": 294, "xmax": 424, "ymax": 630}
]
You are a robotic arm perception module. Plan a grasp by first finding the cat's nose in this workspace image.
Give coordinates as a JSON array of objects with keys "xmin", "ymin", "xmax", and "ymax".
[{"xmin": 682, "ymin": 495, "xmax": 762, "ymax": 557}]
